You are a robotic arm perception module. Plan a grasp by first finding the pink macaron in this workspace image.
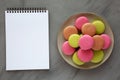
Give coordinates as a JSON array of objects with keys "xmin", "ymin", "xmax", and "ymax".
[
  {"xmin": 101, "ymin": 34, "xmax": 111, "ymax": 49},
  {"xmin": 75, "ymin": 16, "xmax": 89, "ymax": 30},
  {"xmin": 77, "ymin": 49, "xmax": 94, "ymax": 62},
  {"xmin": 79, "ymin": 35, "xmax": 94, "ymax": 50},
  {"xmin": 62, "ymin": 41, "xmax": 75, "ymax": 55}
]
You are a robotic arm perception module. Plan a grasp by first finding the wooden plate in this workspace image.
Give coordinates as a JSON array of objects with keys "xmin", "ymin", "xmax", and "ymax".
[{"xmin": 57, "ymin": 12, "xmax": 114, "ymax": 69}]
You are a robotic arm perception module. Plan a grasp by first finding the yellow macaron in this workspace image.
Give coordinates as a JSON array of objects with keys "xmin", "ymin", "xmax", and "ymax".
[{"xmin": 72, "ymin": 52, "xmax": 84, "ymax": 65}]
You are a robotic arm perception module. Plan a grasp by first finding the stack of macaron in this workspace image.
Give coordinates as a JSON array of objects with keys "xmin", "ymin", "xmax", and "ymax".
[{"xmin": 62, "ymin": 16, "xmax": 111, "ymax": 65}]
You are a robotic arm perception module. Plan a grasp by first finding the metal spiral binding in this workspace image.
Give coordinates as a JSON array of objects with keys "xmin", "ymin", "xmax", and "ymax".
[{"xmin": 6, "ymin": 8, "xmax": 47, "ymax": 13}]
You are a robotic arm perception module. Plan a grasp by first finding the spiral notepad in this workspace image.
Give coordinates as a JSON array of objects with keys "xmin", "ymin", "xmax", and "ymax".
[{"xmin": 5, "ymin": 8, "xmax": 49, "ymax": 70}]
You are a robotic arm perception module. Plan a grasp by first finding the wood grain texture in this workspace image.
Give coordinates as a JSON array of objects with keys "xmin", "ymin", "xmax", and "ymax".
[{"xmin": 0, "ymin": 0, "xmax": 120, "ymax": 80}]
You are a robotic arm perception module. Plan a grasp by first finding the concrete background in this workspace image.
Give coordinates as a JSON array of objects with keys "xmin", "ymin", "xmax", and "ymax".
[{"xmin": 0, "ymin": 0, "xmax": 120, "ymax": 80}]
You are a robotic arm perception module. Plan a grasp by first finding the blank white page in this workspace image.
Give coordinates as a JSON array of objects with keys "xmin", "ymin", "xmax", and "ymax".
[{"xmin": 5, "ymin": 10, "xmax": 49, "ymax": 70}]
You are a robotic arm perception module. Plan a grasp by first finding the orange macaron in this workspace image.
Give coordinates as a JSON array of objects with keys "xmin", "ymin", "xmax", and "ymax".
[
  {"xmin": 63, "ymin": 26, "xmax": 78, "ymax": 40},
  {"xmin": 92, "ymin": 35, "xmax": 104, "ymax": 50},
  {"xmin": 81, "ymin": 23, "xmax": 96, "ymax": 36}
]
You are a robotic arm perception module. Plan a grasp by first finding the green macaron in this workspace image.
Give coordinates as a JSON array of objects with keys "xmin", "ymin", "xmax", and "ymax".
[
  {"xmin": 91, "ymin": 50, "xmax": 104, "ymax": 63},
  {"xmin": 92, "ymin": 20, "xmax": 105, "ymax": 34},
  {"xmin": 68, "ymin": 34, "xmax": 80, "ymax": 48},
  {"xmin": 72, "ymin": 52, "xmax": 84, "ymax": 65}
]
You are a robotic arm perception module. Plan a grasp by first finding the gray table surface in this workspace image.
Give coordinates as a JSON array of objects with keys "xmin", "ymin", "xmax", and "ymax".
[{"xmin": 0, "ymin": 0, "xmax": 120, "ymax": 80}]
